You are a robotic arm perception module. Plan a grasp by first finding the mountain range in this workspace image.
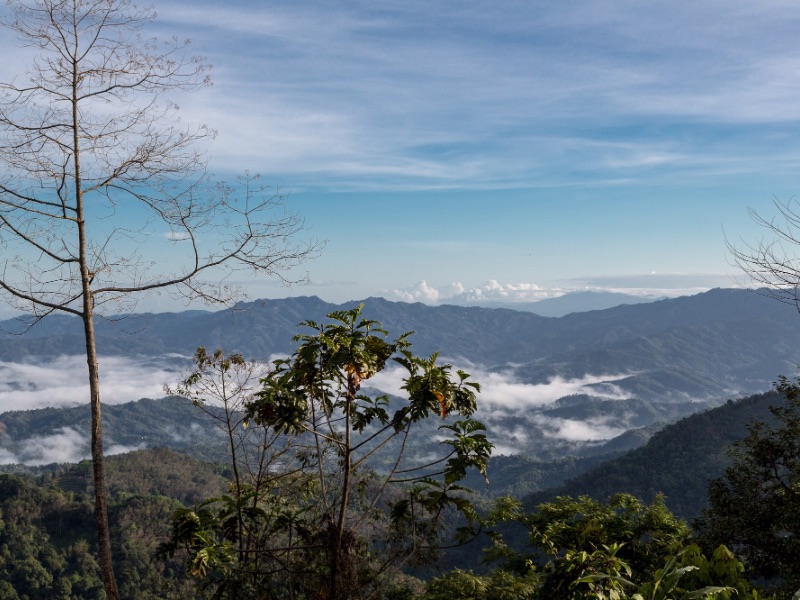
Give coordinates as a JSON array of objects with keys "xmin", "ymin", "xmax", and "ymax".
[{"xmin": 1, "ymin": 287, "xmax": 798, "ymax": 460}]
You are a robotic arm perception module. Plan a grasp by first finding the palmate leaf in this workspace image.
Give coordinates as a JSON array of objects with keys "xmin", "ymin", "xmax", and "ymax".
[{"xmin": 441, "ymin": 420, "xmax": 492, "ymax": 483}]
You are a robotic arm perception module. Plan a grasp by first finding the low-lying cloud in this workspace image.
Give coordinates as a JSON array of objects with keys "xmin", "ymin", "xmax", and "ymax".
[
  {"xmin": 539, "ymin": 416, "xmax": 628, "ymax": 443},
  {"xmin": 0, "ymin": 425, "xmax": 147, "ymax": 466},
  {"xmin": 368, "ymin": 362, "xmax": 636, "ymax": 449},
  {"xmin": 370, "ymin": 364, "xmax": 632, "ymax": 411},
  {"xmin": 15, "ymin": 427, "xmax": 88, "ymax": 466},
  {"xmin": 0, "ymin": 353, "xmax": 266, "ymax": 465},
  {"xmin": 0, "ymin": 353, "xmax": 643, "ymax": 460},
  {"xmin": 0, "ymin": 354, "xmax": 189, "ymax": 414}
]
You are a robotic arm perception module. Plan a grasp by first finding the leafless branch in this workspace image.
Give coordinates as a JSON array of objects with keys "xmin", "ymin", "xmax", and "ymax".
[{"xmin": 728, "ymin": 198, "xmax": 800, "ymax": 310}]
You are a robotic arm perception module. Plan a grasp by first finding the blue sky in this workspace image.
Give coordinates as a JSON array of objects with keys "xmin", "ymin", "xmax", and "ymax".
[{"xmin": 5, "ymin": 0, "xmax": 800, "ymax": 310}]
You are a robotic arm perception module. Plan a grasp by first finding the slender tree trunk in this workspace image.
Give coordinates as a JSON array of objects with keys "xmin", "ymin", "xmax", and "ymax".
[
  {"xmin": 73, "ymin": 27, "xmax": 119, "ymax": 597},
  {"xmin": 221, "ymin": 371, "xmax": 245, "ymax": 562},
  {"xmin": 82, "ymin": 307, "xmax": 120, "ymax": 600},
  {"xmin": 329, "ymin": 375, "xmax": 356, "ymax": 600}
]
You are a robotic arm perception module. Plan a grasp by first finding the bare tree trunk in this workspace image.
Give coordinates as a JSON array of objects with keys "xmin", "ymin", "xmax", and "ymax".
[
  {"xmin": 73, "ymin": 39, "xmax": 118, "ymax": 595},
  {"xmin": 83, "ymin": 309, "xmax": 120, "ymax": 600}
]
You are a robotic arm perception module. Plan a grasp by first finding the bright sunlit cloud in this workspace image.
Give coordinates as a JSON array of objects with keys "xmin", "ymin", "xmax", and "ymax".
[
  {"xmin": 386, "ymin": 275, "xmax": 735, "ymax": 308},
  {"xmin": 0, "ymin": 356, "xmax": 187, "ymax": 414}
]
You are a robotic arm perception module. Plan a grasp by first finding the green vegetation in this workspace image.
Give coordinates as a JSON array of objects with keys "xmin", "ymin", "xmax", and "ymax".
[
  {"xmin": 0, "ymin": 466, "xmax": 196, "ymax": 599},
  {"xmin": 1, "ymin": 306, "xmax": 799, "ymax": 599},
  {"xmin": 697, "ymin": 376, "xmax": 800, "ymax": 597},
  {"xmin": 423, "ymin": 494, "xmax": 764, "ymax": 600}
]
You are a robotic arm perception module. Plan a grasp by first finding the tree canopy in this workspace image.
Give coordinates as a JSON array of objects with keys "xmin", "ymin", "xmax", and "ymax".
[
  {"xmin": 161, "ymin": 305, "xmax": 493, "ymax": 599},
  {"xmin": 698, "ymin": 376, "xmax": 800, "ymax": 596}
]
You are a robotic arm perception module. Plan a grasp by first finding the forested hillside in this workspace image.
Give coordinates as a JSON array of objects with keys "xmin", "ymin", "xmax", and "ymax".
[
  {"xmin": 0, "ymin": 388, "xmax": 791, "ymax": 598},
  {"xmin": 2, "ymin": 293, "xmax": 799, "ymax": 597},
  {"xmin": 522, "ymin": 390, "xmax": 782, "ymax": 520},
  {"xmin": 0, "ymin": 449, "xmax": 209, "ymax": 599}
]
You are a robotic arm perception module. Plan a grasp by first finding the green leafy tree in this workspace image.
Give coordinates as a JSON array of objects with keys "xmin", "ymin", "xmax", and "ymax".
[
  {"xmin": 632, "ymin": 545, "xmax": 752, "ymax": 600},
  {"xmin": 698, "ymin": 376, "xmax": 800, "ymax": 596},
  {"xmin": 162, "ymin": 305, "xmax": 493, "ymax": 600},
  {"xmin": 470, "ymin": 494, "xmax": 762, "ymax": 600},
  {"xmin": 511, "ymin": 494, "xmax": 690, "ymax": 580},
  {"xmin": 634, "ymin": 544, "xmax": 767, "ymax": 600},
  {"xmin": 422, "ymin": 542, "xmax": 752, "ymax": 600},
  {"xmin": 541, "ymin": 542, "xmax": 634, "ymax": 600}
]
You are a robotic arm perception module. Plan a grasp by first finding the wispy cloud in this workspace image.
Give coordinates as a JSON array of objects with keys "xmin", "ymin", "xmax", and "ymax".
[
  {"xmin": 142, "ymin": 0, "xmax": 800, "ymax": 190},
  {"xmin": 370, "ymin": 363, "xmax": 633, "ymax": 412},
  {"xmin": 473, "ymin": 370, "xmax": 634, "ymax": 412},
  {"xmin": 369, "ymin": 363, "xmax": 639, "ymax": 450}
]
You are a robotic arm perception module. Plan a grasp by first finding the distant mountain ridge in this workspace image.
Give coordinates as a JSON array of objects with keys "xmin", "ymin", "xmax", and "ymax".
[
  {"xmin": 2, "ymin": 288, "xmax": 799, "ymax": 460},
  {"xmin": 471, "ymin": 290, "xmax": 662, "ymax": 317},
  {"xmin": 2, "ymin": 288, "xmax": 798, "ymax": 402}
]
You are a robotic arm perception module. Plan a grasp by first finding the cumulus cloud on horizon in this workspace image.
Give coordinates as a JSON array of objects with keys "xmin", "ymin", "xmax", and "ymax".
[
  {"xmin": 390, "ymin": 279, "xmax": 559, "ymax": 305},
  {"xmin": 388, "ymin": 274, "xmax": 737, "ymax": 307}
]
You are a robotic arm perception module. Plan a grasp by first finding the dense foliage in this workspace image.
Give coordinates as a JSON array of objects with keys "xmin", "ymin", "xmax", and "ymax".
[
  {"xmin": 424, "ymin": 495, "xmax": 766, "ymax": 600},
  {"xmin": 697, "ymin": 377, "xmax": 800, "ymax": 596},
  {"xmin": 0, "ymin": 467, "xmax": 197, "ymax": 599}
]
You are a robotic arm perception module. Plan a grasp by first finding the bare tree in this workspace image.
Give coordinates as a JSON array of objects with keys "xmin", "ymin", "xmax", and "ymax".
[
  {"xmin": 728, "ymin": 199, "xmax": 800, "ymax": 310},
  {"xmin": 0, "ymin": 1, "xmax": 317, "ymax": 598}
]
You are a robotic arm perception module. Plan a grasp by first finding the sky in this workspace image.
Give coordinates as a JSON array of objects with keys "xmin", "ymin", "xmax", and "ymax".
[{"xmin": 4, "ymin": 0, "xmax": 800, "ymax": 311}]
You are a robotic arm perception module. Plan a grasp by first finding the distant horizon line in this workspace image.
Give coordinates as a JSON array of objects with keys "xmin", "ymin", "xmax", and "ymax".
[{"xmin": 0, "ymin": 285, "xmax": 760, "ymax": 321}]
